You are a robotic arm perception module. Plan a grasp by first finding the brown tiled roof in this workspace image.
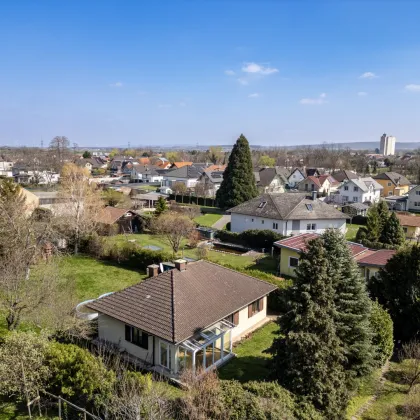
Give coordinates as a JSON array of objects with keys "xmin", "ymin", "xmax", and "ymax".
[
  {"xmin": 333, "ymin": 170, "xmax": 358, "ymax": 182},
  {"xmin": 97, "ymin": 206, "xmax": 131, "ymax": 225},
  {"xmin": 274, "ymin": 233, "xmax": 368, "ymax": 257},
  {"xmin": 86, "ymin": 260, "xmax": 277, "ymax": 343},
  {"xmin": 357, "ymin": 249, "xmax": 396, "ymax": 267},
  {"xmin": 172, "ymin": 162, "xmax": 193, "ymax": 168},
  {"xmin": 373, "ymin": 172, "xmax": 411, "ymax": 186},
  {"xmin": 397, "ymin": 213, "xmax": 420, "ymax": 228}
]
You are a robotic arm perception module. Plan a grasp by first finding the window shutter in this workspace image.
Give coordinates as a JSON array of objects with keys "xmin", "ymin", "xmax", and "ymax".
[
  {"xmin": 125, "ymin": 325, "xmax": 131, "ymax": 342},
  {"xmin": 259, "ymin": 298, "xmax": 264, "ymax": 311},
  {"xmin": 233, "ymin": 311, "xmax": 239, "ymax": 326},
  {"xmin": 248, "ymin": 304, "xmax": 252, "ymax": 318}
]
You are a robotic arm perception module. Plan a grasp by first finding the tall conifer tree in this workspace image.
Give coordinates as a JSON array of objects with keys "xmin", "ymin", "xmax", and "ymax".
[
  {"xmin": 216, "ymin": 134, "xmax": 258, "ymax": 209},
  {"xmin": 381, "ymin": 212, "xmax": 405, "ymax": 247},
  {"xmin": 270, "ymin": 238, "xmax": 348, "ymax": 418}
]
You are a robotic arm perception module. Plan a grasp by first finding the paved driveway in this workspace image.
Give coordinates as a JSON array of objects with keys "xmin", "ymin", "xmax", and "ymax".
[{"xmin": 212, "ymin": 214, "xmax": 231, "ymax": 229}]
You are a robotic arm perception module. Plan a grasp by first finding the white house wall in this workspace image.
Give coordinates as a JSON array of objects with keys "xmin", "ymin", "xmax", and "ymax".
[
  {"xmin": 408, "ymin": 187, "xmax": 420, "ymax": 212},
  {"xmin": 231, "ymin": 297, "xmax": 268, "ymax": 339},
  {"xmin": 288, "ymin": 171, "xmax": 305, "ymax": 188},
  {"xmin": 231, "ymin": 213, "xmax": 346, "ymax": 236}
]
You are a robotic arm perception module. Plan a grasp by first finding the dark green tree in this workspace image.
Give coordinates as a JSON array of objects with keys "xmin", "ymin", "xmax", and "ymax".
[
  {"xmin": 154, "ymin": 196, "xmax": 168, "ymax": 216},
  {"xmin": 370, "ymin": 300, "xmax": 394, "ymax": 366},
  {"xmin": 270, "ymin": 237, "xmax": 348, "ymax": 418},
  {"xmin": 82, "ymin": 150, "xmax": 92, "ymax": 158},
  {"xmin": 322, "ymin": 230, "xmax": 375, "ymax": 384},
  {"xmin": 366, "ymin": 205, "xmax": 381, "ymax": 241},
  {"xmin": 369, "ymin": 245, "xmax": 420, "ymax": 341},
  {"xmin": 216, "ymin": 134, "xmax": 258, "ymax": 209},
  {"xmin": 377, "ymin": 200, "xmax": 390, "ymax": 232},
  {"xmin": 381, "ymin": 211, "xmax": 405, "ymax": 247}
]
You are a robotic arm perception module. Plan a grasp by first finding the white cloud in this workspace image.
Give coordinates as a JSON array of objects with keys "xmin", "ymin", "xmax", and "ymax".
[
  {"xmin": 248, "ymin": 93, "xmax": 260, "ymax": 98},
  {"xmin": 224, "ymin": 70, "xmax": 235, "ymax": 76},
  {"xmin": 109, "ymin": 81, "xmax": 123, "ymax": 87},
  {"xmin": 357, "ymin": 91, "xmax": 367, "ymax": 96},
  {"xmin": 405, "ymin": 84, "xmax": 420, "ymax": 92},
  {"xmin": 242, "ymin": 62, "xmax": 278, "ymax": 75},
  {"xmin": 359, "ymin": 72, "xmax": 377, "ymax": 79},
  {"xmin": 300, "ymin": 93, "xmax": 327, "ymax": 105},
  {"xmin": 158, "ymin": 104, "xmax": 172, "ymax": 108},
  {"xmin": 237, "ymin": 78, "xmax": 249, "ymax": 85}
]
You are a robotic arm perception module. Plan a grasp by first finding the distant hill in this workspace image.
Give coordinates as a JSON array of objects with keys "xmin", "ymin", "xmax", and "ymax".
[{"xmin": 260, "ymin": 141, "xmax": 420, "ymax": 151}]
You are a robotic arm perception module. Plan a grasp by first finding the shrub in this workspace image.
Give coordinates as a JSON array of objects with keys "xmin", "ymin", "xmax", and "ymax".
[
  {"xmin": 370, "ymin": 300, "xmax": 394, "ymax": 366},
  {"xmin": 351, "ymin": 215, "xmax": 367, "ymax": 225},
  {"xmin": 225, "ymin": 221, "xmax": 231, "ymax": 231},
  {"xmin": 215, "ymin": 229, "xmax": 284, "ymax": 250}
]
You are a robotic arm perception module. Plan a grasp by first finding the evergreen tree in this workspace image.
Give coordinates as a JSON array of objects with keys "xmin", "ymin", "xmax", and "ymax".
[
  {"xmin": 216, "ymin": 134, "xmax": 258, "ymax": 209},
  {"xmin": 366, "ymin": 204, "xmax": 381, "ymax": 241},
  {"xmin": 154, "ymin": 196, "xmax": 168, "ymax": 216},
  {"xmin": 270, "ymin": 238, "xmax": 348, "ymax": 418},
  {"xmin": 369, "ymin": 245, "xmax": 420, "ymax": 341},
  {"xmin": 381, "ymin": 211, "xmax": 405, "ymax": 246},
  {"xmin": 377, "ymin": 200, "xmax": 390, "ymax": 233},
  {"xmin": 82, "ymin": 150, "xmax": 92, "ymax": 158},
  {"xmin": 322, "ymin": 229, "xmax": 375, "ymax": 383}
]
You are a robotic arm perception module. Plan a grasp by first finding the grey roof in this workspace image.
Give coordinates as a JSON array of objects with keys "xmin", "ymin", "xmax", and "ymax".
[
  {"xmin": 87, "ymin": 260, "xmax": 276, "ymax": 343},
  {"xmin": 373, "ymin": 172, "xmax": 411, "ymax": 186},
  {"xmin": 340, "ymin": 177, "xmax": 383, "ymax": 192},
  {"xmin": 257, "ymin": 168, "xmax": 283, "ymax": 187},
  {"xmin": 343, "ymin": 202, "xmax": 369, "ymax": 211},
  {"xmin": 275, "ymin": 166, "xmax": 291, "ymax": 183},
  {"xmin": 228, "ymin": 192, "xmax": 347, "ymax": 221},
  {"xmin": 333, "ymin": 170, "xmax": 359, "ymax": 182},
  {"xmin": 131, "ymin": 165, "xmax": 160, "ymax": 176},
  {"xmin": 165, "ymin": 165, "xmax": 203, "ymax": 179}
]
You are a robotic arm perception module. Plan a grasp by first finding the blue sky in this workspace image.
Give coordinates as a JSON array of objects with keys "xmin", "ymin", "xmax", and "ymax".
[{"xmin": 1, "ymin": 1, "xmax": 420, "ymax": 147}]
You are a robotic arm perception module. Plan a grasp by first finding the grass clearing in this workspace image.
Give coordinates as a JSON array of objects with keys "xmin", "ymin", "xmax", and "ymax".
[
  {"xmin": 346, "ymin": 223, "xmax": 363, "ymax": 242},
  {"xmin": 194, "ymin": 213, "xmax": 222, "ymax": 227},
  {"xmin": 218, "ymin": 322, "xmax": 277, "ymax": 383}
]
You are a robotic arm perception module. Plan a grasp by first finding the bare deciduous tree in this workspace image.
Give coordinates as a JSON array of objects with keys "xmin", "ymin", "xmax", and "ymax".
[
  {"xmin": 152, "ymin": 212, "xmax": 196, "ymax": 255},
  {"xmin": 400, "ymin": 340, "xmax": 420, "ymax": 392}
]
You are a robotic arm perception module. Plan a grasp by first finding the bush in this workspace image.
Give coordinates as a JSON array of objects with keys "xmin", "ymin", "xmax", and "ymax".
[
  {"xmin": 225, "ymin": 221, "xmax": 231, "ymax": 231},
  {"xmin": 370, "ymin": 300, "xmax": 394, "ymax": 366},
  {"xmin": 351, "ymin": 215, "xmax": 368, "ymax": 225},
  {"xmin": 215, "ymin": 229, "xmax": 285, "ymax": 251},
  {"xmin": 361, "ymin": 239, "xmax": 398, "ymax": 250}
]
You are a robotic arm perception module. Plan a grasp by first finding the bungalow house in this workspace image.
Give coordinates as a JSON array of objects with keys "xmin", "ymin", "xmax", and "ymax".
[
  {"xmin": 334, "ymin": 177, "xmax": 383, "ymax": 205},
  {"xmin": 372, "ymin": 172, "xmax": 411, "ymax": 197},
  {"xmin": 274, "ymin": 233, "xmax": 395, "ymax": 279},
  {"xmin": 97, "ymin": 206, "xmax": 142, "ymax": 234},
  {"xmin": 162, "ymin": 165, "xmax": 204, "ymax": 189},
  {"xmin": 332, "ymin": 170, "xmax": 358, "ymax": 183},
  {"xmin": 197, "ymin": 170, "xmax": 224, "ymax": 195},
  {"xmin": 406, "ymin": 185, "xmax": 420, "ymax": 213},
  {"xmin": 396, "ymin": 213, "xmax": 420, "ymax": 240},
  {"xmin": 86, "ymin": 260, "xmax": 276, "ymax": 378},
  {"xmin": 254, "ymin": 168, "xmax": 286, "ymax": 193},
  {"xmin": 287, "ymin": 168, "xmax": 320, "ymax": 188},
  {"xmin": 128, "ymin": 165, "xmax": 163, "ymax": 183},
  {"xmin": 297, "ymin": 175, "xmax": 339, "ymax": 196},
  {"xmin": 228, "ymin": 192, "xmax": 347, "ymax": 235}
]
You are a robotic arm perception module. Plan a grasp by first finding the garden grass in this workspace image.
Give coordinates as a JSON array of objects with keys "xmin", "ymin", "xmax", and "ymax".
[
  {"xmin": 218, "ymin": 322, "xmax": 278, "ymax": 382},
  {"xmin": 194, "ymin": 213, "xmax": 222, "ymax": 227},
  {"xmin": 345, "ymin": 223, "xmax": 363, "ymax": 242}
]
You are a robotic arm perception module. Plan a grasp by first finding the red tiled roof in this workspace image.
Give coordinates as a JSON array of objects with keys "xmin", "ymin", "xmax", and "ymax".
[
  {"xmin": 274, "ymin": 233, "xmax": 368, "ymax": 257},
  {"xmin": 318, "ymin": 174, "xmax": 339, "ymax": 187},
  {"xmin": 397, "ymin": 214, "xmax": 420, "ymax": 228},
  {"xmin": 357, "ymin": 249, "xmax": 397, "ymax": 267},
  {"xmin": 307, "ymin": 176, "xmax": 321, "ymax": 187}
]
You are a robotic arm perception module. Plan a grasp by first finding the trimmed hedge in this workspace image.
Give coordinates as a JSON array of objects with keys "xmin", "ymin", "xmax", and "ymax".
[{"xmin": 215, "ymin": 229, "xmax": 285, "ymax": 251}]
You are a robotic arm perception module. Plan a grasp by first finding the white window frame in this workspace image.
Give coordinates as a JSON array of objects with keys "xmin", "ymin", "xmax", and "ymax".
[
  {"xmin": 273, "ymin": 222, "xmax": 278, "ymax": 229},
  {"xmin": 353, "ymin": 186, "xmax": 359, "ymax": 192},
  {"xmin": 353, "ymin": 197, "xmax": 359, "ymax": 202},
  {"xmin": 289, "ymin": 257, "xmax": 299, "ymax": 268},
  {"xmin": 344, "ymin": 186, "xmax": 349, "ymax": 191},
  {"xmin": 158, "ymin": 339, "xmax": 172, "ymax": 371}
]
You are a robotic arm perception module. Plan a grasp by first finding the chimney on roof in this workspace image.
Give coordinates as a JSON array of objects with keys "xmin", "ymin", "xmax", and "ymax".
[
  {"xmin": 147, "ymin": 264, "xmax": 159, "ymax": 278},
  {"xmin": 174, "ymin": 259, "xmax": 187, "ymax": 271},
  {"xmin": 312, "ymin": 191, "xmax": 317, "ymax": 200}
]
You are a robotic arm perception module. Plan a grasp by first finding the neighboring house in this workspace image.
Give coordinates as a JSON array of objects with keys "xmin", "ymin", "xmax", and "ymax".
[
  {"xmin": 287, "ymin": 168, "xmax": 320, "ymax": 188},
  {"xmin": 384, "ymin": 195, "xmax": 408, "ymax": 211},
  {"xmin": 396, "ymin": 213, "xmax": 420, "ymax": 240},
  {"xmin": 0, "ymin": 159, "xmax": 13, "ymax": 177},
  {"xmin": 254, "ymin": 168, "xmax": 286, "ymax": 193},
  {"xmin": 129, "ymin": 165, "xmax": 163, "ymax": 183},
  {"xmin": 334, "ymin": 177, "xmax": 383, "ymax": 205},
  {"xmin": 373, "ymin": 172, "xmax": 411, "ymax": 197},
  {"xmin": 332, "ymin": 170, "xmax": 359, "ymax": 183},
  {"xmin": 76, "ymin": 157, "xmax": 108, "ymax": 173},
  {"xmin": 342, "ymin": 202, "xmax": 369, "ymax": 217},
  {"xmin": 138, "ymin": 157, "xmax": 151, "ymax": 165},
  {"xmin": 97, "ymin": 206, "xmax": 142, "ymax": 234},
  {"xmin": 297, "ymin": 175, "xmax": 339, "ymax": 196},
  {"xmin": 12, "ymin": 165, "xmax": 60, "ymax": 185},
  {"xmin": 198, "ymin": 170, "xmax": 224, "ymax": 195},
  {"xmin": 154, "ymin": 158, "xmax": 172, "ymax": 169},
  {"xmin": 86, "ymin": 260, "xmax": 276, "ymax": 378},
  {"xmin": 131, "ymin": 192, "xmax": 170, "ymax": 209},
  {"xmin": 171, "ymin": 162, "xmax": 193, "ymax": 169},
  {"xmin": 274, "ymin": 233, "xmax": 395, "ymax": 279},
  {"xmin": 228, "ymin": 192, "xmax": 347, "ymax": 236},
  {"xmin": 162, "ymin": 165, "xmax": 204, "ymax": 188},
  {"xmin": 407, "ymin": 185, "xmax": 420, "ymax": 212},
  {"xmin": 274, "ymin": 166, "xmax": 291, "ymax": 185}
]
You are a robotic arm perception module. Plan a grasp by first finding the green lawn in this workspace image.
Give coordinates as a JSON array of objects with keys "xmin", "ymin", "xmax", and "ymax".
[
  {"xmin": 218, "ymin": 322, "xmax": 278, "ymax": 382},
  {"xmin": 346, "ymin": 223, "xmax": 362, "ymax": 242},
  {"xmin": 194, "ymin": 213, "xmax": 222, "ymax": 227},
  {"xmin": 60, "ymin": 254, "xmax": 146, "ymax": 300}
]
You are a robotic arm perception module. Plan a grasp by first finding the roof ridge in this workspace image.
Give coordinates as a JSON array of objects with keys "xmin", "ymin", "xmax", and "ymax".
[
  {"xmin": 201, "ymin": 260, "xmax": 279, "ymax": 289},
  {"xmin": 170, "ymin": 269, "xmax": 176, "ymax": 343},
  {"xmin": 282, "ymin": 193, "xmax": 307, "ymax": 219}
]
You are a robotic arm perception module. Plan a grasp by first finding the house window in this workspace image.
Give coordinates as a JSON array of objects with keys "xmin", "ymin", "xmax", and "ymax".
[
  {"xmin": 261, "ymin": 220, "xmax": 264, "ymax": 224},
  {"xmin": 306, "ymin": 223, "xmax": 316, "ymax": 230},
  {"xmin": 354, "ymin": 186, "xmax": 359, "ymax": 192},
  {"xmin": 353, "ymin": 197, "xmax": 358, "ymax": 202},
  {"xmin": 344, "ymin": 186, "xmax": 349, "ymax": 191},
  {"xmin": 125, "ymin": 325, "xmax": 149, "ymax": 350},
  {"xmin": 305, "ymin": 184, "xmax": 308, "ymax": 191},
  {"xmin": 248, "ymin": 298, "xmax": 264, "ymax": 318},
  {"xmin": 159, "ymin": 341, "xmax": 172, "ymax": 370},
  {"xmin": 416, "ymin": 191, "xmax": 420, "ymax": 195},
  {"xmin": 403, "ymin": 227, "xmax": 408, "ymax": 234},
  {"xmin": 388, "ymin": 192, "xmax": 393, "ymax": 196},
  {"xmin": 273, "ymin": 222, "xmax": 278, "ymax": 229},
  {"xmin": 388, "ymin": 182, "xmax": 392, "ymax": 186},
  {"xmin": 305, "ymin": 204, "xmax": 313, "ymax": 211},
  {"xmin": 251, "ymin": 218, "xmax": 254, "ymax": 222},
  {"xmin": 225, "ymin": 311, "xmax": 239, "ymax": 326},
  {"xmin": 415, "ymin": 202, "xmax": 420, "ymax": 207},
  {"xmin": 289, "ymin": 257, "xmax": 299, "ymax": 268}
]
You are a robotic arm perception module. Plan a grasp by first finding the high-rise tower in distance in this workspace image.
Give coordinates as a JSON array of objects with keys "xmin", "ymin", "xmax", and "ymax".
[{"xmin": 380, "ymin": 133, "xmax": 396, "ymax": 156}]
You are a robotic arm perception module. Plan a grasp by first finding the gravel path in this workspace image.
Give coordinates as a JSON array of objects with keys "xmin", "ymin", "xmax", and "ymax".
[{"xmin": 212, "ymin": 214, "xmax": 231, "ymax": 230}]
